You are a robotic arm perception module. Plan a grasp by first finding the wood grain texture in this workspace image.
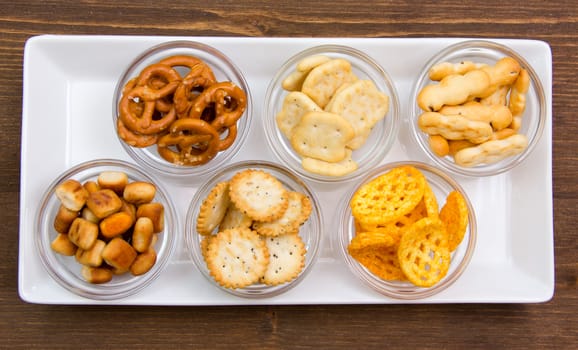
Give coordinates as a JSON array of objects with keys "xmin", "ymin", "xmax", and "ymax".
[{"xmin": 2, "ymin": 0, "xmax": 577, "ymax": 348}]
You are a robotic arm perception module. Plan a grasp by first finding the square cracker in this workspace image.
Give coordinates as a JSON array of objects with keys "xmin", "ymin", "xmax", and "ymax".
[
  {"xmin": 301, "ymin": 58, "xmax": 358, "ymax": 108},
  {"xmin": 290, "ymin": 111, "xmax": 355, "ymax": 163},
  {"xmin": 275, "ymin": 91, "xmax": 321, "ymax": 139},
  {"xmin": 301, "ymin": 148, "xmax": 358, "ymax": 177},
  {"xmin": 326, "ymin": 80, "xmax": 389, "ymax": 150}
]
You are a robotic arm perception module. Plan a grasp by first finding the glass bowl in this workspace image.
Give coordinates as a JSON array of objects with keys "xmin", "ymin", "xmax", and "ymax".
[
  {"xmin": 185, "ymin": 160, "xmax": 323, "ymax": 298},
  {"xmin": 337, "ymin": 161, "xmax": 476, "ymax": 300},
  {"xmin": 263, "ymin": 44, "xmax": 400, "ymax": 183},
  {"xmin": 410, "ymin": 40, "xmax": 546, "ymax": 177},
  {"xmin": 35, "ymin": 159, "xmax": 178, "ymax": 300},
  {"xmin": 113, "ymin": 40, "xmax": 252, "ymax": 178}
]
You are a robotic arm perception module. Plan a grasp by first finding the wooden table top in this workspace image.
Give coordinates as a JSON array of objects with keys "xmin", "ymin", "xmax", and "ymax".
[{"xmin": 2, "ymin": 1, "xmax": 577, "ymax": 348}]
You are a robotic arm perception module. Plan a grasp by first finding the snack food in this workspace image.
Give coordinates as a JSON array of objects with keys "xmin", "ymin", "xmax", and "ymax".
[
  {"xmin": 275, "ymin": 54, "xmax": 391, "ymax": 177},
  {"xmin": 195, "ymin": 168, "xmax": 311, "ymax": 289},
  {"xmin": 49, "ymin": 171, "xmax": 165, "ymax": 283},
  {"xmin": 117, "ymin": 54, "xmax": 247, "ymax": 167},
  {"xmin": 347, "ymin": 165, "xmax": 469, "ymax": 288},
  {"xmin": 416, "ymin": 55, "xmax": 531, "ymax": 167}
]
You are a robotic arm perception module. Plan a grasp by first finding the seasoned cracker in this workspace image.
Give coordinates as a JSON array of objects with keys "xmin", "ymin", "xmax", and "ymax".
[
  {"xmin": 229, "ymin": 169, "xmax": 289, "ymax": 222},
  {"xmin": 439, "ymin": 190, "xmax": 469, "ymax": 252},
  {"xmin": 261, "ymin": 233, "xmax": 306, "ymax": 286},
  {"xmin": 196, "ymin": 182, "xmax": 231, "ymax": 236},
  {"xmin": 275, "ymin": 91, "xmax": 321, "ymax": 139},
  {"xmin": 326, "ymin": 80, "xmax": 390, "ymax": 149},
  {"xmin": 290, "ymin": 111, "xmax": 355, "ymax": 163},
  {"xmin": 398, "ymin": 217, "xmax": 450, "ymax": 287},
  {"xmin": 219, "ymin": 201, "xmax": 253, "ymax": 231},
  {"xmin": 205, "ymin": 228, "xmax": 269, "ymax": 289},
  {"xmin": 301, "ymin": 148, "xmax": 358, "ymax": 177},
  {"xmin": 301, "ymin": 58, "xmax": 357, "ymax": 108},
  {"xmin": 253, "ymin": 191, "xmax": 312, "ymax": 236},
  {"xmin": 350, "ymin": 166, "xmax": 426, "ymax": 227}
]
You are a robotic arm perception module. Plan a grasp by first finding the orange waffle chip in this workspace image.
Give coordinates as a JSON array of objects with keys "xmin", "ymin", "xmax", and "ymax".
[
  {"xmin": 422, "ymin": 182, "xmax": 439, "ymax": 218},
  {"xmin": 350, "ymin": 166, "xmax": 426, "ymax": 227},
  {"xmin": 439, "ymin": 190, "xmax": 469, "ymax": 252},
  {"xmin": 397, "ymin": 217, "xmax": 450, "ymax": 287},
  {"xmin": 349, "ymin": 243, "xmax": 406, "ymax": 281},
  {"xmin": 348, "ymin": 230, "xmax": 397, "ymax": 253}
]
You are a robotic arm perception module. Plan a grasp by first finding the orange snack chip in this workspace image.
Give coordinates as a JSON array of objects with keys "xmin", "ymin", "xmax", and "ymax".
[
  {"xmin": 397, "ymin": 217, "xmax": 451, "ymax": 287},
  {"xmin": 439, "ymin": 190, "xmax": 469, "ymax": 252},
  {"xmin": 350, "ymin": 166, "xmax": 426, "ymax": 227}
]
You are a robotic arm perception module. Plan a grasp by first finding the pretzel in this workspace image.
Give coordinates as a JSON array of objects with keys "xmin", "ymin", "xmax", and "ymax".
[
  {"xmin": 157, "ymin": 118, "xmax": 220, "ymax": 166},
  {"xmin": 116, "ymin": 118, "xmax": 159, "ymax": 148},
  {"xmin": 135, "ymin": 63, "xmax": 181, "ymax": 101},
  {"xmin": 188, "ymin": 82, "xmax": 247, "ymax": 129},
  {"xmin": 159, "ymin": 55, "xmax": 204, "ymax": 69},
  {"xmin": 173, "ymin": 63, "xmax": 217, "ymax": 118},
  {"xmin": 119, "ymin": 86, "xmax": 177, "ymax": 135}
]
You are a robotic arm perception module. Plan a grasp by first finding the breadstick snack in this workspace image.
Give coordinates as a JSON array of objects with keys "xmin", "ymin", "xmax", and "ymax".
[{"xmin": 413, "ymin": 42, "xmax": 544, "ymax": 172}]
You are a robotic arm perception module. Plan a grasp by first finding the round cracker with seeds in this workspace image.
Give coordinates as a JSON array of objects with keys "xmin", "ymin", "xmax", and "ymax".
[
  {"xmin": 229, "ymin": 169, "xmax": 289, "ymax": 222},
  {"xmin": 253, "ymin": 191, "xmax": 312, "ymax": 236},
  {"xmin": 196, "ymin": 181, "xmax": 231, "ymax": 236},
  {"xmin": 219, "ymin": 202, "xmax": 253, "ymax": 231},
  {"xmin": 205, "ymin": 228, "xmax": 269, "ymax": 289},
  {"xmin": 261, "ymin": 233, "xmax": 306, "ymax": 286}
]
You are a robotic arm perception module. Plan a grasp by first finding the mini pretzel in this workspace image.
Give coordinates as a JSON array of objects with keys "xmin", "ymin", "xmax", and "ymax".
[
  {"xmin": 173, "ymin": 63, "xmax": 217, "ymax": 118},
  {"xmin": 188, "ymin": 82, "xmax": 247, "ymax": 129},
  {"xmin": 119, "ymin": 86, "xmax": 177, "ymax": 135},
  {"xmin": 157, "ymin": 118, "xmax": 220, "ymax": 166}
]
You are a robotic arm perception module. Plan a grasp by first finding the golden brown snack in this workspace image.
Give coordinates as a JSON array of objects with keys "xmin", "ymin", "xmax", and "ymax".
[
  {"xmin": 123, "ymin": 181, "xmax": 156, "ymax": 205},
  {"xmin": 261, "ymin": 233, "xmax": 306, "ymax": 286},
  {"xmin": 97, "ymin": 171, "xmax": 129, "ymax": 195},
  {"xmin": 101, "ymin": 237, "xmax": 138, "ymax": 272},
  {"xmin": 50, "ymin": 233, "xmax": 78, "ymax": 256},
  {"xmin": 67, "ymin": 218, "xmax": 99, "ymax": 250},
  {"xmin": 252, "ymin": 191, "xmax": 312, "ymax": 237},
  {"xmin": 418, "ymin": 112, "xmax": 493, "ymax": 144},
  {"xmin": 81, "ymin": 266, "xmax": 113, "ymax": 284},
  {"xmin": 130, "ymin": 250, "xmax": 157, "ymax": 276},
  {"xmin": 55, "ymin": 179, "xmax": 89, "ymax": 212},
  {"xmin": 86, "ymin": 189, "xmax": 123, "ymax": 219},
  {"xmin": 132, "ymin": 217, "xmax": 155, "ymax": 253},
  {"xmin": 75, "ymin": 239, "xmax": 106, "ymax": 267},
  {"xmin": 53, "ymin": 204, "xmax": 79, "ymax": 234},
  {"xmin": 99, "ymin": 211, "xmax": 134, "ymax": 239},
  {"xmin": 136, "ymin": 202, "xmax": 165, "ymax": 233}
]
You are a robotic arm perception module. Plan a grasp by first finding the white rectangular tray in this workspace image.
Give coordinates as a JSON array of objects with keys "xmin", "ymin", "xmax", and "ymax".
[{"xmin": 19, "ymin": 35, "xmax": 554, "ymax": 305}]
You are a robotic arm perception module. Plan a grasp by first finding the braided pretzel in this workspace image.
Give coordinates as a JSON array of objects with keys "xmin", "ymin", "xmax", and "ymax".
[{"xmin": 157, "ymin": 118, "xmax": 220, "ymax": 166}]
